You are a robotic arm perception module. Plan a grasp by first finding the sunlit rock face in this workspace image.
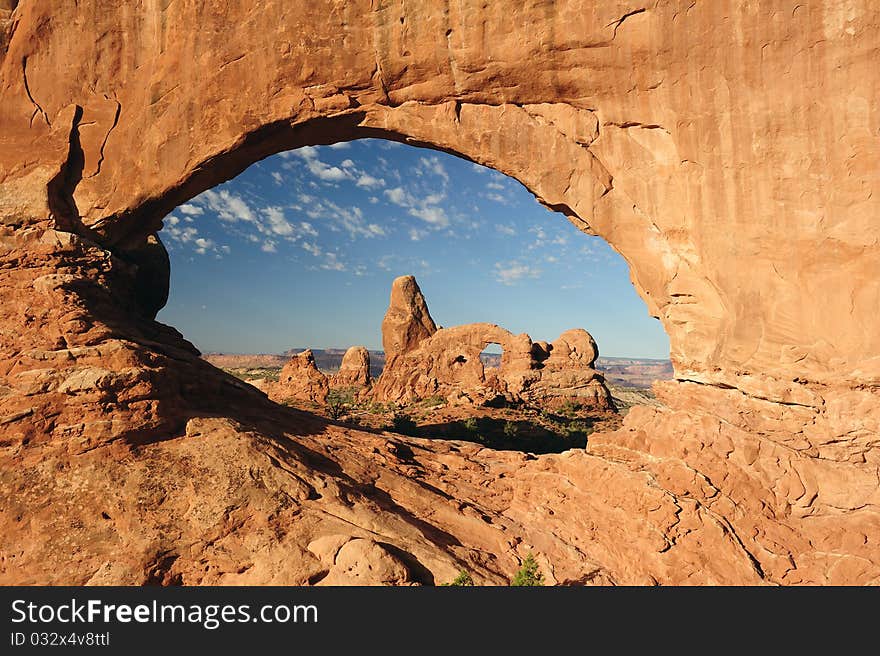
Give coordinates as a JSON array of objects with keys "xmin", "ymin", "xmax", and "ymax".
[
  {"xmin": 330, "ymin": 346, "xmax": 373, "ymax": 391},
  {"xmin": 372, "ymin": 276, "xmax": 614, "ymax": 409},
  {"xmin": 269, "ymin": 350, "xmax": 329, "ymax": 406},
  {"xmin": 0, "ymin": 1, "xmax": 878, "ymax": 585}
]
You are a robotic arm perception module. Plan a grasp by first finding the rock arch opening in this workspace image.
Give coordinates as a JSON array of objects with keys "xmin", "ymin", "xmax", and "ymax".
[
  {"xmin": 156, "ymin": 137, "xmax": 667, "ymax": 452},
  {"xmin": 3, "ymin": 0, "xmax": 876, "ymax": 585}
]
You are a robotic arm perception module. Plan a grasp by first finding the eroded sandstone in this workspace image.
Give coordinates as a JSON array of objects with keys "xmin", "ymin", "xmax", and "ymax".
[
  {"xmin": 372, "ymin": 276, "xmax": 614, "ymax": 409},
  {"xmin": 269, "ymin": 349, "xmax": 329, "ymax": 406},
  {"xmin": 329, "ymin": 346, "xmax": 372, "ymax": 391},
  {"xmin": 0, "ymin": 1, "xmax": 878, "ymax": 585}
]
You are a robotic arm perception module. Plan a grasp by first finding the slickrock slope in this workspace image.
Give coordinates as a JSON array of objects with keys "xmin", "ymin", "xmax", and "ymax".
[{"xmin": 0, "ymin": 1, "xmax": 879, "ymax": 584}]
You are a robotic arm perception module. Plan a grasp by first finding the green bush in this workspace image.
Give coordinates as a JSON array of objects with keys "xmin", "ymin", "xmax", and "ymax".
[
  {"xmin": 562, "ymin": 420, "xmax": 593, "ymax": 438},
  {"xmin": 511, "ymin": 553, "xmax": 545, "ymax": 586},
  {"xmin": 462, "ymin": 417, "xmax": 478, "ymax": 434},
  {"xmin": 503, "ymin": 420, "xmax": 518, "ymax": 438},
  {"xmin": 557, "ymin": 398, "xmax": 584, "ymax": 418},
  {"xmin": 326, "ymin": 387, "xmax": 357, "ymax": 420},
  {"xmin": 390, "ymin": 412, "xmax": 418, "ymax": 435},
  {"xmin": 442, "ymin": 570, "xmax": 475, "ymax": 586}
]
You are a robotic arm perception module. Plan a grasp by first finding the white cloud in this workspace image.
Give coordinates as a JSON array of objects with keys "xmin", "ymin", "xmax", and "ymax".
[
  {"xmin": 261, "ymin": 240, "xmax": 277, "ymax": 253},
  {"xmin": 302, "ymin": 241, "xmax": 322, "ymax": 257},
  {"xmin": 384, "ymin": 186, "xmax": 449, "ymax": 228},
  {"xmin": 496, "ymin": 224, "xmax": 517, "ymax": 236},
  {"xmin": 302, "ymin": 198, "xmax": 386, "ymax": 239},
  {"xmin": 179, "ymin": 203, "xmax": 204, "ymax": 216},
  {"xmin": 356, "ymin": 174, "xmax": 385, "ymax": 189},
  {"xmin": 163, "ymin": 217, "xmax": 228, "ymax": 257},
  {"xmin": 419, "ymin": 156, "xmax": 449, "ymax": 183},
  {"xmin": 307, "ymin": 160, "xmax": 349, "ymax": 182},
  {"xmin": 409, "ymin": 227, "xmax": 427, "ymax": 241},
  {"xmin": 369, "ymin": 196, "xmax": 379, "ymax": 204},
  {"xmin": 328, "ymin": 142, "xmax": 351, "ymax": 149},
  {"xmin": 164, "ymin": 223, "xmax": 198, "ymax": 244},
  {"xmin": 294, "ymin": 146, "xmax": 352, "ymax": 182},
  {"xmin": 486, "ymin": 192, "xmax": 508, "ymax": 204},
  {"xmin": 384, "ymin": 187, "xmax": 407, "ymax": 205},
  {"xmin": 196, "ymin": 189, "xmax": 257, "ymax": 223},
  {"xmin": 296, "ymin": 146, "xmax": 319, "ymax": 159},
  {"xmin": 486, "ymin": 181, "xmax": 505, "ymax": 190},
  {"xmin": 340, "ymin": 159, "xmax": 355, "ymax": 169},
  {"xmin": 494, "ymin": 261, "xmax": 542, "ymax": 285},
  {"xmin": 408, "ymin": 205, "xmax": 449, "ymax": 227},
  {"xmin": 320, "ymin": 252, "xmax": 346, "ymax": 271},
  {"xmin": 194, "ymin": 237, "xmax": 214, "ymax": 255},
  {"xmin": 299, "ymin": 221, "xmax": 318, "ymax": 237},
  {"xmin": 263, "ymin": 206, "xmax": 294, "ymax": 236},
  {"xmin": 271, "ymin": 171, "xmax": 284, "ymax": 186}
]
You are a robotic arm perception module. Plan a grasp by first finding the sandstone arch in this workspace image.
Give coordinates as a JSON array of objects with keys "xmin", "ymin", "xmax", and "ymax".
[{"xmin": 0, "ymin": 1, "xmax": 878, "ymax": 585}]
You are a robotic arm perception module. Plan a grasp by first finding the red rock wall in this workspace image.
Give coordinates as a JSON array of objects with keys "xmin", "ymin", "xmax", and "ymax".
[{"xmin": 0, "ymin": 1, "xmax": 878, "ymax": 584}]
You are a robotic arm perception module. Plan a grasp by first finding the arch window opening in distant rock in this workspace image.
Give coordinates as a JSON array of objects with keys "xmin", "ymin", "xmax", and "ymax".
[
  {"xmin": 479, "ymin": 343, "xmax": 503, "ymax": 370},
  {"xmin": 156, "ymin": 138, "xmax": 671, "ymax": 452}
]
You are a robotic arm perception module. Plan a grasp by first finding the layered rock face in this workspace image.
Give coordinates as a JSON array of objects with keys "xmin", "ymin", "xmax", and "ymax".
[
  {"xmin": 527, "ymin": 329, "xmax": 612, "ymax": 410},
  {"xmin": 0, "ymin": 1, "xmax": 878, "ymax": 585},
  {"xmin": 269, "ymin": 350, "xmax": 329, "ymax": 406},
  {"xmin": 372, "ymin": 276, "xmax": 613, "ymax": 408},
  {"xmin": 330, "ymin": 346, "xmax": 372, "ymax": 391},
  {"xmin": 381, "ymin": 276, "xmax": 438, "ymax": 358}
]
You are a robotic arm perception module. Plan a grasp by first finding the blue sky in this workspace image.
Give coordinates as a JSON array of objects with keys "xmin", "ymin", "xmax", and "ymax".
[{"xmin": 157, "ymin": 139, "xmax": 670, "ymax": 359}]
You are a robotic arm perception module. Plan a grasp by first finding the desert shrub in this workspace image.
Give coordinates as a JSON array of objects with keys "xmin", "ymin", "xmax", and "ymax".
[
  {"xmin": 561, "ymin": 420, "xmax": 593, "ymax": 441},
  {"xmin": 326, "ymin": 387, "xmax": 357, "ymax": 420},
  {"xmin": 390, "ymin": 412, "xmax": 418, "ymax": 436},
  {"xmin": 557, "ymin": 398, "xmax": 584, "ymax": 417},
  {"xmin": 368, "ymin": 401, "xmax": 397, "ymax": 414},
  {"xmin": 442, "ymin": 570, "xmax": 475, "ymax": 586},
  {"xmin": 503, "ymin": 420, "xmax": 518, "ymax": 438},
  {"xmin": 511, "ymin": 553, "xmax": 545, "ymax": 586},
  {"xmin": 421, "ymin": 395, "xmax": 446, "ymax": 408},
  {"xmin": 460, "ymin": 417, "xmax": 486, "ymax": 442}
]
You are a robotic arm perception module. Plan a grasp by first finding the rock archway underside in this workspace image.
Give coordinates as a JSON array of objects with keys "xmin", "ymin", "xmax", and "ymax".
[{"xmin": 1, "ymin": 1, "xmax": 878, "ymax": 585}]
